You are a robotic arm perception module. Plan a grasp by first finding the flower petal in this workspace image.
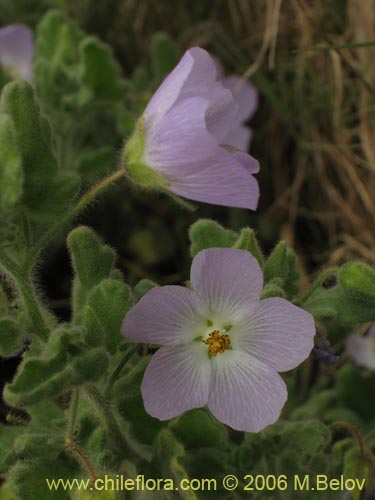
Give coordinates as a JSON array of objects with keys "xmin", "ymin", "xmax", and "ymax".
[
  {"xmin": 141, "ymin": 343, "xmax": 212, "ymax": 420},
  {"xmin": 205, "ymin": 83, "xmax": 238, "ymax": 143},
  {"xmin": 122, "ymin": 285, "xmax": 203, "ymax": 345},
  {"xmin": 223, "ymin": 125, "xmax": 252, "ymax": 152},
  {"xmin": 167, "ymin": 147, "xmax": 259, "ymax": 209},
  {"xmin": 222, "ymin": 76, "xmax": 258, "ymax": 122},
  {"xmin": 233, "ymin": 297, "xmax": 315, "ymax": 371},
  {"xmin": 190, "ymin": 248, "xmax": 263, "ymax": 320},
  {"xmin": 207, "ymin": 349, "xmax": 287, "ymax": 432},
  {"xmin": 233, "ymin": 150, "xmax": 259, "ymax": 173},
  {"xmin": 0, "ymin": 24, "xmax": 34, "ymax": 82},
  {"xmin": 144, "ymin": 47, "xmax": 217, "ymax": 127},
  {"xmin": 145, "ymin": 97, "xmax": 218, "ymax": 174},
  {"xmin": 346, "ymin": 335, "xmax": 375, "ymax": 370}
]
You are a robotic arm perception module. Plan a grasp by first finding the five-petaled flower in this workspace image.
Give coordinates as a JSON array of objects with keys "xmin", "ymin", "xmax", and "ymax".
[
  {"xmin": 122, "ymin": 248, "xmax": 316, "ymax": 432},
  {"xmin": 123, "ymin": 47, "xmax": 260, "ymax": 210},
  {"xmin": 346, "ymin": 324, "xmax": 375, "ymax": 370},
  {"xmin": 0, "ymin": 24, "xmax": 34, "ymax": 83}
]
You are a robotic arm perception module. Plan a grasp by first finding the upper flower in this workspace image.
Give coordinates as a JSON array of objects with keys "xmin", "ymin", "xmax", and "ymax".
[
  {"xmin": 346, "ymin": 324, "xmax": 375, "ymax": 370},
  {"xmin": 123, "ymin": 47, "xmax": 260, "ymax": 210},
  {"xmin": 122, "ymin": 248, "xmax": 316, "ymax": 432},
  {"xmin": 0, "ymin": 24, "xmax": 34, "ymax": 83}
]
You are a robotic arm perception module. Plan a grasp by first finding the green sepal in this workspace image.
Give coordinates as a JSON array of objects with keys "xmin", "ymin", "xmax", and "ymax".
[
  {"xmin": 233, "ymin": 227, "xmax": 265, "ymax": 266},
  {"xmin": 0, "ymin": 425, "xmax": 27, "ymax": 474},
  {"xmin": 82, "ymin": 278, "xmax": 134, "ymax": 353},
  {"xmin": 0, "ymin": 80, "xmax": 79, "ymax": 221},
  {"xmin": 339, "ymin": 262, "xmax": 375, "ymax": 304},
  {"xmin": 0, "ymin": 317, "xmax": 22, "ymax": 357},
  {"xmin": 151, "ymin": 32, "xmax": 180, "ymax": 80},
  {"xmin": 0, "ymin": 113, "xmax": 23, "ymax": 211},
  {"xmin": 189, "ymin": 219, "xmax": 238, "ymax": 257},
  {"xmin": 343, "ymin": 448, "xmax": 374, "ymax": 500}
]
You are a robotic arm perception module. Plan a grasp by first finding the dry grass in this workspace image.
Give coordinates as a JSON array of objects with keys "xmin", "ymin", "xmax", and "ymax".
[{"xmin": 71, "ymin": 0, "xmax": 375, "ymax": 270}]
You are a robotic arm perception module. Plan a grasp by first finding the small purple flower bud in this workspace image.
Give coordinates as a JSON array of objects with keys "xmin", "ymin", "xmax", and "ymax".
[{"xmin": 0, "ymin": 24, "xmax": 34, "ymax": 82}]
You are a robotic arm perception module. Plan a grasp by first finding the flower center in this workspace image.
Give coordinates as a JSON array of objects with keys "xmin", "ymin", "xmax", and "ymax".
[{"xmin": 203, "ymin": 329, "xmax": 231, "ymax": 356}]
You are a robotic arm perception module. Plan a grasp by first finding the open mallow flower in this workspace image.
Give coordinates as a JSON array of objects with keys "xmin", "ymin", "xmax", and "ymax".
[
  {"xmin": 123, "ymin": 47, "xmax": 260, "ymax": 210},
  {"xmin": 346, "ymin": 324, "xmax": 375, "ymax": 370},
  {"xmin": 122, "ymin": 248, "xmax": 315, "ymax": 432},
  {"xmin": 0, "ymin": 24, "xmax": 34, "ymax": 83}
]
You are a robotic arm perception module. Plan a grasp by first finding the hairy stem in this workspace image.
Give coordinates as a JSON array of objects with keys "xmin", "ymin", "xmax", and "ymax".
[
  {"xmin": 332, "ymin": 421, "xmax": 365, "ymax": 456},
  {"xmin": 105, "ymin": 345, "xmax": 137, "ymax": 398},
  {"xmin": 27, "ymin": 168, "xmax": 126, "ymax": 270}
]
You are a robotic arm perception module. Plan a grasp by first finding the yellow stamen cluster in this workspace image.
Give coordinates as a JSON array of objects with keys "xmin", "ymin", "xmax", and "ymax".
[{"xmin": 204, "ymin": 330, "xmax": 231, "ymax": 356}]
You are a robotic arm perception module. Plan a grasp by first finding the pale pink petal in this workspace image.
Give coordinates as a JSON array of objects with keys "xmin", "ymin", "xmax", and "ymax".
[
  {"xmin": 122, "ymin": 286, "xmax": 203, "ymax": 345},
  {"xmin": 223, "ymin": 125, "xmax": 252, "ymax": 152},
  {"xmin": 346, "ymin": 335, "xmax": 375, "ymax": 370},
  {"xmin": 233, "ymin": 151, "xmax": 259, "ymax": 173},
  {"xmin": 144, "ymin": 47, "xmax": 217, "ymax": 127},
  {"xmin": 190, "ymin": 248, "xmax": 263, "ymax": 319},
  {"xmin": 222, "ymin": 75, "xmax": 258, "ymax": 122},
  {"xmin": 205, "ymin": 82, "xmax": 238, "ymax": 143},
  {"xmin": 207, "ymin": 349, "xmax": 287, "ymax": 432},
  {"xmin": 0, "ymin": 24, "xmax": 34, "ymax": 82},
  {"xmin": 233, "ymin": 298, "xmax": 315, "ymax": 372},
  {"xmin": 145, "ymin": 97, "xmax": 217, "ymax": 174},
  {"xmin": 168, "ymin": 148, "xmax": 259, "ymax": 209},
  {"xmin": 141, "ymin": 343, "xmax": 212, "ymax": 420}
]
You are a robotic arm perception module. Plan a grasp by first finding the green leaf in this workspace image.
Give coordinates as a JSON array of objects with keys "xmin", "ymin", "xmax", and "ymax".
[
  {"xmin": 304, "ymin": 282, "xmax": 375, "ymax": 325},
  {"xmin": 336, "ymin": 364, "xmax": 375, "ymax": 421},
  {"xmin": 0, "ymin": 114, "xmax": 23, "ymax": 211},
  {"xmin": 189, "ymin": 219, "xmax": 238, "ymax": 256},
  {"xmin": 343, "ymin": 448, "xmax": 374, "ymax": 500},
  {"xmin": 170, "ymin": 409, "xmax": 228, "ymax": 449},
  {"xmin": 83, "ymin": 279, "xmax": 134, "ymax": 353},
  {"xmin": 80, "ymin": 37, "xmax": 126, "ymax": 101},
  {"xmin": 67, "ymin": 226, "xmax": 116, "ymax": 315},
  {"xmin": 264, "ymin": 241, "xmax": 300, "ymax": 298},
  {"xmin": 0, "ymin": 317, "xmax": 22, "ymax": 357},
  {"xmin": 9, "ymin": 456, "xmax": 76, "ymax": 500},
  {"xmin": 0, "ymin": 81, "xmax": 79, "ymax": 221},
  {"xmin": 339, "ymin": 262, "xmax": 375, "ymax": 304},
  {"xmin": 233, "ymin": 227, "xmax": 265, "ymax": 266},
  {"xmin": 133, "ymin": 279, "xmax": 158, "ymax": 300}
]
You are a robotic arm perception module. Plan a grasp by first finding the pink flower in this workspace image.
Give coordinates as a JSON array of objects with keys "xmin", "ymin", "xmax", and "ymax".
[
  {"xmin": 0, "ymin": 24, "xmax": 34, "ymax": 82},
  {"xmin": 346, "ymin": 324, "xmax": 375, "ymax": 370},
  {"xmin": 123, "ymin": 47, "xmax": 260, "ymax": 210},
  {"xmin": 122, "ymin": 248, "xmax": 315, "ymax": 432}
]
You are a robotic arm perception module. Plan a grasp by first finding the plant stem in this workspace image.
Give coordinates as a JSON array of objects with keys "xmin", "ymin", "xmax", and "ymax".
[
  {"xmin": 27, "ymin": 168, "xmax": 126, "ymax": 270},
  {"xmin": 332, "ymin": 421, "xmax": 366, "ymax": 456},
  {"xmin": 105, "ymin": 345, "xmax": 137, "ymax": 398},
  {"xmin": 66, "ymin": 388, "xmax": 80, "ymax": 441},
  {"xmin": 84, "ymin": 385, "xmax": 149, "ymax": 463},
  {"xmin": 14, "ymin": 272, "xmax": 50, "ymax": 342},
  {"xmin": 65, "ymin": 388, "xmax": 98, "ymax": 483}
]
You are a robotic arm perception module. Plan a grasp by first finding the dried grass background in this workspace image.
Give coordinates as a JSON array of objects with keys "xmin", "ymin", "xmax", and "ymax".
[{"xmin": 70, "ymin": 0, "xmax": 375, "ymax": 272}]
